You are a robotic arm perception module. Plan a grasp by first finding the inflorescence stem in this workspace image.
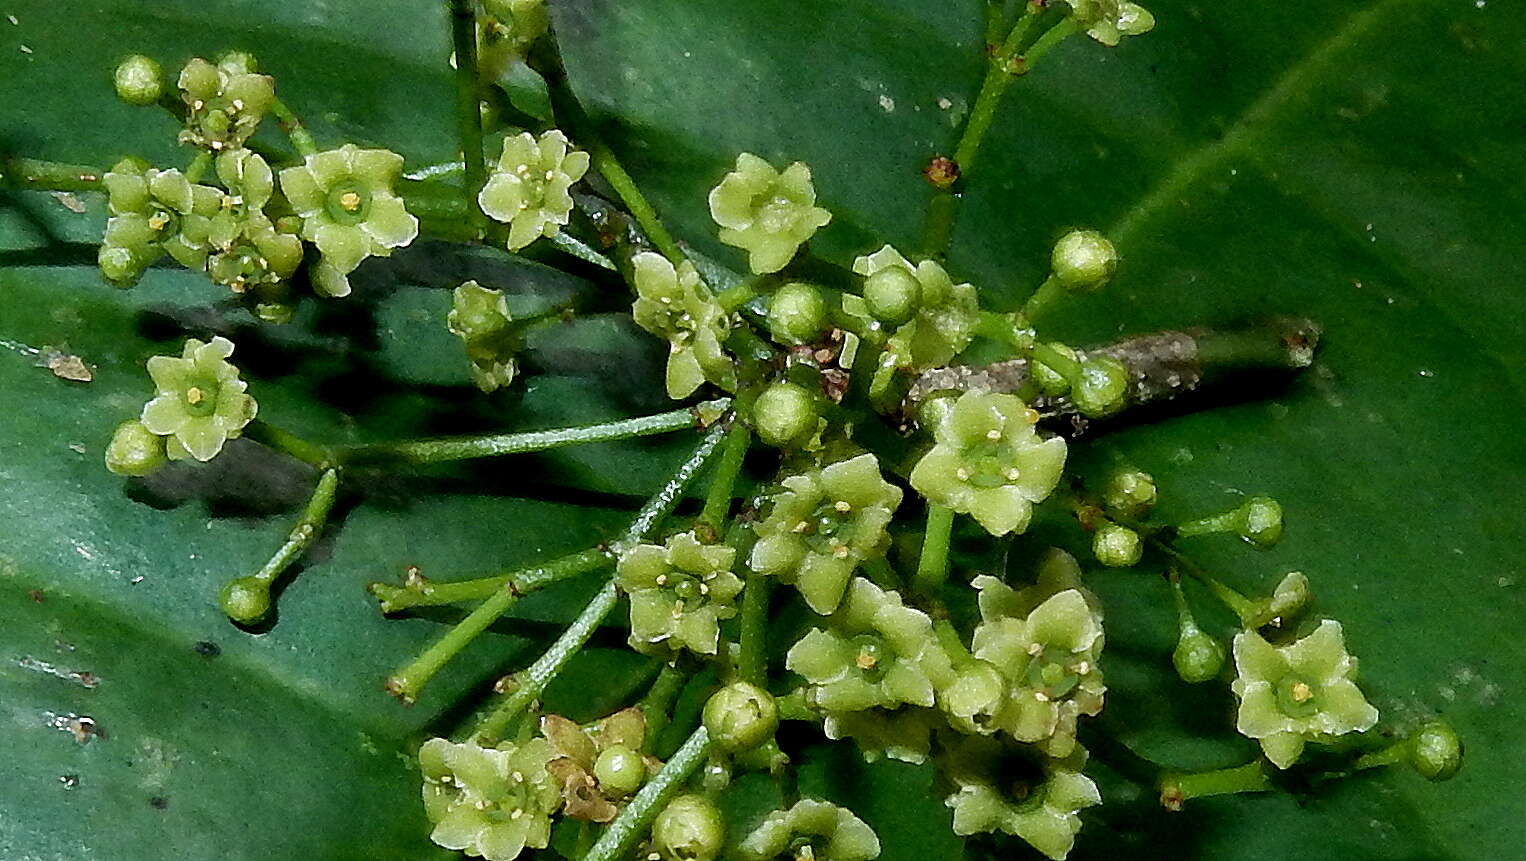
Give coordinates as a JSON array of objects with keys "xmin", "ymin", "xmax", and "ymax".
[
  {"xmin": 455, "ymin": 424, "xmax": 729, "ymax": 729},
  {"xmin": 0, "ymin": 156, "xmax": 103, "ymax": 191},
  {"xmin": 448, "ymin": 0, "xmax": 489, "ymax": 223},
  {"xmin": 530, "ymin": 40, "xmax": 687, "ymax": 264},
  {"xmin": 1159, "ymin": 760, "xmax": 1273, "ymax": 811},
  {"xmin": 269, "ymin": 97, "xmax": 318, "ymax": 158},
  {"xmin": 913, "ymin": 503, "xmax": 957, "ymax": 596},
  {"xmin": 219, "ymin": 468, "xmax": 342, "ymax": 624},
  {"xmin": 341, "ymin": 399, "xmax": 729, "ymax": 465}
]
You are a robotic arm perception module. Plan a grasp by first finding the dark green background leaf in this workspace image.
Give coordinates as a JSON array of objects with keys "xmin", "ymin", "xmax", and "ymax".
[{"xmin": 2, "ymin": 0, "xmax": 1522, "ymax": 859}]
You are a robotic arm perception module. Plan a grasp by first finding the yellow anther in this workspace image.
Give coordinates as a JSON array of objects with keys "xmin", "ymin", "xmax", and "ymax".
[
  {"xmin": 833, "ymin": 500, "xmax": 852, "ymax": 513},
  {"xmin": 338, "ymin": 191, "xmax": 362, "ymax": 212},
  {"xmin": 185, "ymin": 386, "xmax": 204, "ymax": 405},
  {"xmin": 1290, "ymin": 682, "xmax": 1313, "ymax": 703}
]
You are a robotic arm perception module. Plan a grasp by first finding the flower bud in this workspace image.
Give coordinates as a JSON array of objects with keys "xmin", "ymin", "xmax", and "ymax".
[
  {"xmin": 1173, "ymin": 621, "xmax": 1226, "ymax": 683},
  {"xmin": 1103, "ymin": 468, "xmax": 1157, "ymax": 520},
  {"xmin": 752, "ymin": 382, "xmax": 819, "ymax": 449},
  {"xmin": 114, "ymin": 54, "xmax": 163, "ymax": 106},
  {"xmin": 220, "ymin": 576, "xmax": 270, "ymax": 624},
  {"xmin": 1072, "ymin": 355, "xmax": 1129, "ymax": 418},
  {"xmin": 703, "ymin": 681, "xmax": 779, "ymax": 752},
  {"xmin": 862, "ymin": 266, "xmax": 921, "ymax": 327},
  {"xmin": 652, "ymin": 794, "xmax": 725, "ymax": 861},
  {"xmin": 1236, "ymin": 496, "xmax": 1283, "ymax": 548},
  {"xmin": 1051, "ymin": 229, "xmax": 1118, "ymax": 292},
  {"xmin": 105, "ymin": 420, "xmax": 167, "ymax": 477},
  {"xmin": 766, "ymin": 282, "xmax": 827, "ymax": 345},
  {"xmin": 1408, "ymin": 720, "xmax": 1462, "ymax": 782},
  {"xmin": 592, "ymin": 743, "xmax": 646, "ymax": 796},
  {"xmin": 1092, "ymin": 523, "xmax": 1142, "ymax": 567},
  {"xmin": 1259, "ymin": 571, "xmax": 1311, "ymax": 628}
]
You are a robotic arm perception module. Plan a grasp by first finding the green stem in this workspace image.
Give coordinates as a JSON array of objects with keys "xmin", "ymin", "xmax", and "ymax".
[
  {"xmin": 241, "ymin": 419, "xmax": 334, "ymax": 469},
  {"xmin": 1020, "ymin": 274, "xmax": 1066, "ymax": 322},
  {"xmin": 469, "ymin": 425, "xmax": 728, "ymax": 734},
  {"xmin": 579, "ymin": 727, "xmax": 714, "ymax": 861},
  {"xmin": 716, "ymin": 280, "xmax": 761, "ymax": 314},
  {"xmin": 0, "ymin": 156, "xmax": 104, "ymax": 191},
  {"xmin": 1152, "ymin": 539, "xmax": 1260, "ymax": 625},
  {"xmin": 638, "ymin": 664, "xmax": 689, "ymax": 753},
  {"xmin": 531, "ymin": 41, "xmax": 686, "ymax": 264},
  {"xmin": 255, "ymin": 468, "xmax": 340, "ymax": 587},
  {"xmin": 221, "ymin": 468, "xmax": 342, "ymax": 623},
  {"xmin": 922, "ymin": 9, "xmax": 1070, "ymax": 257},
  {"xmin": 934, "ymin": 619, "xmax": 975, "ymax": 665},
  {"xmin": 1031, "ymin": 340, "xmax": 1082, "ymax": 381},
  {"xmin": 269, "ymin": 98, "xmax": 318, "ymax": 157},
  {"xmin": 1177, "ymin": 510, "xmax": 1241, "ymax": 538},
  {"xmin": 448, "ymin": 0, "xmax": 488, "ymax": 221},
  {"xmin": 341, "ymin": 400, "xmax": 728, "ymax": 465},
  {"xmin": 370, "ymin": 571, "xmax": 509, "ymax": 613},
  {"xmin": 1353, "ymin": 741, "xmax": 1409, "ymax": 771},
  {"xmin": 737, "ymin": 573, "xmax": 771, "ymax": 686},
  {"xmin": 696, "ymin": 422, "xmax": 751, "ymax": 538},
  {"xmin": 1159, "ymin": 760, "xmax": 1272, "ymax": 810},
  {"xmin": 384, "ymin": 547, "xmax": 613, "ymax": 703},
  {"xmin": 913, "ymin": 504, "xmax": 957, "ymax": 596},
  {"xmin": 471, "ymin": 581, "xmax": 622, "ymax": 735}
]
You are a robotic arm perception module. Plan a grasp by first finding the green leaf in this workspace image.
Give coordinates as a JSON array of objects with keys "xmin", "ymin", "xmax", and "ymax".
[{"xmin": 2, "ymin": 0, "xmax": 1523, "ymax": 860}]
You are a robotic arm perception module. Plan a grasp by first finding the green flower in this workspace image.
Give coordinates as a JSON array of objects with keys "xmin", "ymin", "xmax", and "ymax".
[
  {"xmin": 1060, "ymin": 0, "xmax": 1156, "ymax": 47},
  {"xmin": 708, "ymin": 152, "xmax": 832, "ymax": 274},
  {"xmin": 98, "ymin": 159, "xmax": 221, "ymax": 286},
  {"xmin": 736, "ymin": 799, "xmax": 881, "ymax": 861},
  {"xmin": 447, "ymin": 281, "xmax": 520, "ymax": 393},
  {"xmin": 909, "ymin": 392, "xmax": 1067, "ymax": 537},
  {"xmin": 617, "ymin": 531, "xmax": 742, "ymax": 658},
  {"xmin": 630, "ymin": 251, "xmax": 737, "ymax": 399},
  {"xmin": 851, "ymin": 245, "xmax": 979, "ymax": 369},
  {"xmin": 820, "ymin": 707, "xmax": 942, "ymax": 765},
  {"xmin": 278, "ymin": 144, "xmax": 419, "ymax": 298},
  {"xmin": 176, "ymin": 54, "xmax": 275, "ymax": 151},
  {"xmin": 1230, "ymin": 620, "xmax": 1378, "ymax": 769},
  {"xmin": 419, "ymin": 736, "xmax": 560, "ymax": 861},
  {"xmin": 787, "ymin": 578, "xmax": 955, "ymax": 752},
  {"xmin": 939, "ymin": 735, "xmax": 1100, "ymax": 861},
  {"xmin": 206, "ymin": 149, "xmax": 303, "ymax": 295},
  {"xmin": 749, "ymin": 454, "xmax": 903, "ymax": 615},
  {"xmin": 540, "ymin": 708, "xmax": 655, "ymax": 822},
  {"xmin": 472, "ymin": 0, "xmax": 549, "ymax": 81},
  {"xmin": 964, "ymin": 552, "xmax": 1106, "ymax": 757},
  {"xmin": 139, "ymin": 336, "xmax": 257, "ymax": 463},
  {"xmin": 478, "ymin": 130, "xmax": 590, "ymax": 250}
]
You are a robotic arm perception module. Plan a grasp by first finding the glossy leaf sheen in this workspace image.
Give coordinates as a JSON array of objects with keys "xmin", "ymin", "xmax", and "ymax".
[{"xmin": 2, "ymin": 0, "xmax": 1523, "ymax": 859}]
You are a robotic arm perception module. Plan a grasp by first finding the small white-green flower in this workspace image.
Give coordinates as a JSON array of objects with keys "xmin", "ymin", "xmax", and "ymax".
[
  {"xmin": 419, "ymin": 736, "xmax": 560, "ymax": 861},
  {"xmin": 736, "ymin": 799, "xmax": 881, "ymax": 861},
  {"xmin": 479, "ymin": 130, "xmax": 590, "ymax": 250},
  {"xmin": 940, "ymin": 736, "xmax": 1100, "ymax": 861},
  {"xmin": 708, "ymin": 153, "xmax": 832, "ymax": 274},
  {"xmin": 278, "ymin": 144, "xmax": 419, "ymax": 298},
  {"xmin": 139, "ymin": 336, "xmax": 257, "ymax": 462},
  {"xmin": 1060, "ymin": 0, "xmax": 1156, "ymax": 47},
  {"xmin": 910, "ymin": 391, "xmax": 1067, "ymax": 537},
  {"xmin": 1230, "ymin": 620, "xmax": 1378, "ymax": 768},
  {"xmin": 630, "ymin": 251, "xmax": 737, "ymax": 399}
]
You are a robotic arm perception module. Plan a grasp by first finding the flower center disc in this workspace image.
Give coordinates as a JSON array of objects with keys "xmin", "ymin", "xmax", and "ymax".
[{"xmin": 325, "ymin": 182, "xmax": 372, "ymax": 226}]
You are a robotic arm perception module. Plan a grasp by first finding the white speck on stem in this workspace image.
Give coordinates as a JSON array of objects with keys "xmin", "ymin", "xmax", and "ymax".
[{"xmin": 878, "ymin": 94, "xmax": 895, "ymax": 112}]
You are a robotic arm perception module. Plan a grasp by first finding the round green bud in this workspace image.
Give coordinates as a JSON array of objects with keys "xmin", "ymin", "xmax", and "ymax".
[
  {"xmin": 752, "ymin": 382, "xmax": 819, "ymax": 449},
  {"xmin": 862, "ymin": 266, "xmax": 921, "ymax": 327},
  {"xmin": 593, "ymin": 743, "xmax": 646, "ymax": 796},
  {"xmin": 652, "ymin": 794, "xmax": 725, "ymax": 861},
  {"xmin": 1236, "ymin": 496, "xmax": 1283, "ymax": 548},
  {"xmin": 1103, "ymin": 468, "xmax": 1157, "ymax": 520},
  {"xmin": 1259, "ymin": 571, "xmax": 1311, "ymax": 627},
  {"xmin": 105, "ymin": 420, "xmax": 167, "ymax": 477},
  {"xmin": 1051, "ymin": 229, "xmax": 1118, "ymax": 292},
  {"xmin": 1072, "ymin": 355, "xmax": 1129, "ymax": 418},
  {"xmin": 1173, "ymin": 622, "xmax": 1226, "ymax": 684},
  {"xmin": 703, "ymin": 681, "xmax": 779, "ymax": 752},
  {"xmin": 217, "ymin": 51, "xmax": 259, "ymax": 75},
  {"xmin": 1092, "ymin": 523, "xmax": 1143, "ymax": 567},
  {"xmin": 220, "ymin": 576, "xmax": 270, "ymax": 624},
  {"xmin": 114, "ymin": 54, "xmax": 164, "ymax": 106},
  {"xmin": 1408, "ymin": 720, "xmax": 1462, "ymax": 782},
  {"xmin": 1031, "ymin": 343, "xmax": 1076, "ymax": 397},
  {"xmin": 766, "ymin": 282, "xmax": 827, "ymax": 346}
]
